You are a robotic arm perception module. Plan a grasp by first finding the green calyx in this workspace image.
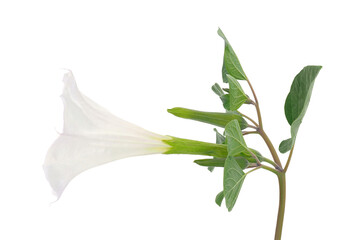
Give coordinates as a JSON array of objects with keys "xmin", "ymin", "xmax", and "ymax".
[
  {"xmin": 167, "ymin": 107, "xmax": 248, "ymax": 129},
  {"xmin": 163, "ymin": 136, "xmax": 228, "ymax": 159}
]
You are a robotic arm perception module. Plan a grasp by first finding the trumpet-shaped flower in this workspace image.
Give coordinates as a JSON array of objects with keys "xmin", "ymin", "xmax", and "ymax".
[
  {"xmin": 44, "ymin": 71, "xmax": 173, "ymax": 198},
  {"xmin": 44, "ymin": 71, "xmax": 228, "ymax": 198}
]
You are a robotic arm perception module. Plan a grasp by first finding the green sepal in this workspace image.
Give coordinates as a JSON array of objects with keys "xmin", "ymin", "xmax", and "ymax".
[
  {"xmin": 279, "ymin": 65, "xmax": 322, "ymax": 153},
  {"xmin": 167, "ymin": 107, "xmax": 248, "ymax": 129},
  {"xmin": 218, "ymin": 28, "xmax": 247, "ymax": 82},
  {"xmin": 194, "ymin": 156, "xmax": 248, "ymax": 170},
  {"xmin": 194, "ymin": 158, "xmax": 225, "ymax": 168},
  {"xmin": 163, "ymin": 136, "xmax": 228, "ymax": 158}
]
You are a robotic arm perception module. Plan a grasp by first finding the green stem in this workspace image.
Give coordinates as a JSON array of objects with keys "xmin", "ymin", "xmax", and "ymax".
[
  {"xmin": 275, "ymin": 172, "xmax": 286, "ymax": 240},
  {"xmin": 238, "ymin": 112, "xmax": 259, "ymax": 127},
  {"xmin": 262, "ymin": 157, "xmax": 280, "ymax": 169},
  {"xmin": 246, "ymin": 78, "xmax": 263, "ymax": 128},
  {"xmin": 258, "ymin": 128, "xmax": 283, "ymax": 170},
  {"xmin": 242, "ymin": 131, "xmax": 258, "ymax": 136},
  {"xmin": 284, "ymin": 144, "xmax": 295, "ymax": 172}
]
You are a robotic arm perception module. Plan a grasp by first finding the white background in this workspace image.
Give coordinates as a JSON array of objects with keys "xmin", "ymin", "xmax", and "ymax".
[{"xmin": 0, "ymin": 0, "xmax": 339, "ymax": 239}]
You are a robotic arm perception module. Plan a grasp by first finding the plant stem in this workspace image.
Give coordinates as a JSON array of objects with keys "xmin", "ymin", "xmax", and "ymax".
[
  {"xmin": 242, "ymin": 131, "xmax": 258, "ymax": 136},
  {"xmin": 262, "ymin": 157, "xmax": 280, "ymax": 170},
  {"xmin": 246, "ymin": 79, "xmax": 263, "ymax": 128},
  {"xmin": 245, "ymin": 78, "xmax": 287, "ymax": 239},
  {"xmin": 261, "ymin": 165, "xmax": 279, "ymax": 174},
  {"xmin": 258, "ymin": 128, "xmax": 283, "ymax": 170},
  {"xmin": 238, "ymin": 112, "xmax": 259, "ymax": 127},
  {"xmin": 275, "ymin": 172, "xmax": 286, "ymax": 240}
]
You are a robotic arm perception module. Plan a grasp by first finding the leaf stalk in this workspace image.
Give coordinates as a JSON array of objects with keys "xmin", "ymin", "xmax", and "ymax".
[{"xmin": 283, "ymin": 144, "xmax": 295, "ymax": 172}]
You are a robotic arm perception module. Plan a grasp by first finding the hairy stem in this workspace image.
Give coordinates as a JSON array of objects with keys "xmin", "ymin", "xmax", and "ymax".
[{"xmin": 275, "ymin": 172, "xmax": 286, "ymax": 240}]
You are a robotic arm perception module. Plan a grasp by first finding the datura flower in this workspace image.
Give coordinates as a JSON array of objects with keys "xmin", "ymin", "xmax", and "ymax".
[{"xmin": 44, "ymin": 71, "xmax": 228, "ymax": 198}]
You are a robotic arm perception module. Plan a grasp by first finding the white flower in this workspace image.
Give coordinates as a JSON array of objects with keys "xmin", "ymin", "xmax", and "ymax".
[{"xmin": 43, "ymin": 71, "xmax": 171, "ymax": 198}]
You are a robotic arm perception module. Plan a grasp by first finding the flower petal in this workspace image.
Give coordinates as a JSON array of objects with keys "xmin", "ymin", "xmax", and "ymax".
[{"xmin": 44, "ymin": 71, "xmax": 170, "ymax": 198}]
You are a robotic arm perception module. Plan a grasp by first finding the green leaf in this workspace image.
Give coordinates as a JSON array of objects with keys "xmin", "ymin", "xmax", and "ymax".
[
  {"xmin": 233, "ymin": 157, "xmax": 249, "ymax": 169},
  {"xmin": 212, "ymin": 83, "xmax": 251, "ymax": 111},
  {"xmin": 279, "ymin": 138, "xmax": 293, "ymax": 153},
  {"xmin": 227, "ymin": 74, "xmax": 248, "ymax": 111},
  {"xmin": 207, "ymin": 166, "xmax": 214, "ymax": 172},
  {"xmin": 279, "ymin": 66, "xmax": 322, "ymax": 153},
  {"xmin": 223, "ymin": 156, "xmax": 246, "ymax": 211},
  {"xmin": 212, "ymin": 83, "xmax": 231, "ymax": 111},
  {"xmin": 238, "ymin": 148, "xmax": 263, "ymax": 164},
  {"xmin": 213, "ymin": 128, "xmax": 225, "ymax": 144},
  {"xmin": 220, "ymin": 94, "xmax": 231, "ymax": 110},
  {"xmin": 218, "ymin": 28, "xmax": 247, "ymax": 82},
  {"xmin": 167, "ymin": 107, "xmax": 248, "ymax": 129},
  {"xmin": 215, "ymin": 191, "xmax": 224, "ymax": 206},
  {"xmin": 212, "ymin": 83, "xmax": 224, "ymax": 96},
  {"xmin": 224, "ymin": 119, "xmax": 249, "ymax": 156}
]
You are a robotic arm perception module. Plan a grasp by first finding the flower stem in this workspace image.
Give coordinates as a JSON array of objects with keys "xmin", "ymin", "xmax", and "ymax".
[{"xmin": 275, "ymin": 172, "xmax": 286, "ymax": 240}]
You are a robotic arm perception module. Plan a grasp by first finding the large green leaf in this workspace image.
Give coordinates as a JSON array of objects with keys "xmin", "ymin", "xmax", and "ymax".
[
  {"xmin": 224, "ymin": 119, "xmax": 249, "ymax": 156},
  {"xmin": 279, "ymin": 66, "xmax": 322, "ymax": 153},
  {"xmin": 227, "ymin": 74, "xmax": 248, "ymax": 111},
  {"xmin": 218, "ymin": 28, "xmax": 247, "ymax": 82},
  {"xmin": 223, "ymin": 155, "xmax": 246, "ymax": 211},
  {"xmin": 167, "ymin": 107, "xmax": 248, "ymax": 129}
]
